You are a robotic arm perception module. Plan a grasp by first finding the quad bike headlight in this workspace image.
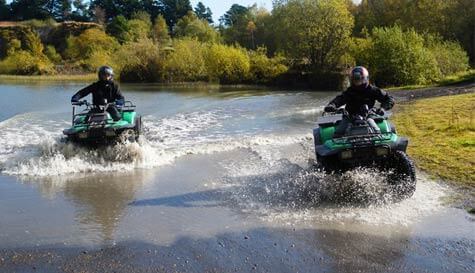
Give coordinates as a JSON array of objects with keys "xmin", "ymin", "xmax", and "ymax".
[{"xmin": 341, "ymin": 150, "xmax": 353, "ymax": 159}]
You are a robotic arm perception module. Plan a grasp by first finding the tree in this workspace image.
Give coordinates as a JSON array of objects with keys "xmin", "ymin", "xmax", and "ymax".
[
  {"xmin": 106, "ymin": 15, "xmax": 130, "ymax": 43},
  {"xmin": 219, "ymin": 4, "xmax": 248, "ymax": 27},
  {"xmin": 9, "ymin": 0, "xmax": 50, "ymax": 20},
  {"xmin": 152, "ymin": 14, "xmax": 170, "ymax": 44},
  {"xmin": 272, "ymin": 0, "xmax": 354, "ymax": 70},
  {"xmin": 174, "ymin": 11, "xmax": 219, "ymax": 43},
  {"xmin": 160, "ymin": 0, "xmax": 192, "ymax": 30},
  {"xmin": 69, "ymin": 0, "xmax": 90, "ymax": 21},
  {"xmin": 89, "ymin": 0, "xmax": 142, "ymax": 21},
  {"xmin": 0, "ymin": 0, "xmax": 10, "ymax": 20},
  {"xmin": 194, "ymin": 2, "xmax": 212, "ymax": 24}
]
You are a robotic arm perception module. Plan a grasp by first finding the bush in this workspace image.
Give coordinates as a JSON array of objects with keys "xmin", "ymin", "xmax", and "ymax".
[
  {"xmin": 114, "ymin": 38, "xmax": 162, "ymax": 82},
  {"xmin": 0, "ymin": 50, "xmax": 54, "ymax": 75},
  {"xmin": 0, "ymin": 26, "xmax": 44, "ymax": 58},
  {"xmin": 249, "ymin": 47, "xmax": 288, "ymax": 83},
  {"xmin": 364, "ymin": 26, "xmax": 440, "ymax": 86},
  {"xmin": 162, "ymin": 38, "xmax": 208, "ymax": 82},
  {"xmin": 65, "ymin": 28, "xmax": 118, "ymax": 71},
  {"xmin": 205, "ymin": 43, "xmax": 251, "ymax": 83},
  {"xmin": 44, "ymin": 45, "xmax": 62, "ymax": 63},
  {"xmin": 425, "ymin": 35, "xmax": 469, "ymax": 76},
  {"xmin": 174, "ymin": 12, "xmax": 219, "ymax": 43},
  {"xmin": 127, "ymin": 19, "xmax": 151, "ymax": 42}
]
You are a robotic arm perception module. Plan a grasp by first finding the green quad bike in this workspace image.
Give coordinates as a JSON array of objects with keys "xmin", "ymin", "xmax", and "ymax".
[
  {"xmin": 313, "ymin": 105, "xmax": 416, "ymax": 199},
  {"xmin": 63, "ymin": 100, "xmax": 142, "ymax": 145}
]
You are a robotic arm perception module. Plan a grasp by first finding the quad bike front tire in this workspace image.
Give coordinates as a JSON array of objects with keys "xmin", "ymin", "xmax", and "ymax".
[{"xmin": 386, "ymin": 150, "xmax": 416, "ymax": 200}]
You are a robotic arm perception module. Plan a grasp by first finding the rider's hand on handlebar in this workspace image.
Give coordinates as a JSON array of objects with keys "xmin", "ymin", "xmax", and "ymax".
[
  {"xmin": 324, "ymin": 104, "xmax": 337, "ymax": 112},
  {"xmin": 375, "ymin": 108, "xmax": 385, "ymax": 116}
]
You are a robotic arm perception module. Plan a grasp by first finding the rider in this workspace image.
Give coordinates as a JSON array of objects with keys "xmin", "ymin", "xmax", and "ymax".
[
  {"xmin": 71, "ymin": 66, "xmax": 124, "ymax": 121},
  {"xmin": 324, "ymin": 66, "xmax": 395, "ymax": 137}
]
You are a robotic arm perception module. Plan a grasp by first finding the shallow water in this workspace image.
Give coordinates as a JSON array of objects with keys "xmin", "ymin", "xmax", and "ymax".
[{"xmin": 0, "ymin": 81, "xmax": 473, "ymax": 272}]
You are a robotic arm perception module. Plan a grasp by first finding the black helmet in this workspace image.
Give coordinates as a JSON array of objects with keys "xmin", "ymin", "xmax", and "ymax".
[{"xmin": 98, "ymin": 65, "xmax": 114, "ymax": 80}]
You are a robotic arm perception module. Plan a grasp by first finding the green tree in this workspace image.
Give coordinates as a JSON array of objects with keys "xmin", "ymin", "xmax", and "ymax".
[
  {"xmin": 65, "ymin": 28, "xmax": 118, "ymax": 70},
  {"xmin": 152, "ymin": 14, "xmax": 171, "ymax": 45},
  {"xmin": 127, "ymin": 19, "xmax": 151, "ymax": 41},
  {"xmin": 69, "ymin": 0, "xmax": 90, "ymax": 21},
  {"xmin": 174, "ymin": 11, "xmax": 219, "ymax": 43},
  {"xmin": 106, "ymin": 15, "xmax": 130, "ymax": 43},
  {"xmin": 272, "ymin": 0, "xmax": 354, "ymax": 70},
  {"xmin": 161, "ymin": 0, "xmax": 192, "ymax": 30},
  {"xmin": 194, "ymin": 2, "xmax": 213, "ymax": 24},
  {"xmin": 0, "ymin": 0, "xmax": 10, "ymax": 20},
  {"xmin": 363, "ymin": 26, "xmax": 440, "ymax": 86},
  {"xmin": 9, "ymin": 0, "xmax": 50, "ymax": 20}
]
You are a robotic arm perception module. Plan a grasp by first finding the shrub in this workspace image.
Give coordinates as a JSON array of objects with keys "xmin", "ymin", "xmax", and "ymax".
[
  {"xmin": 0, "ymin": 50, "xmax": 54, "ymax": 75},
  {"xmin": 65, "ymin": 28, "xmax": 118, "ymax": 71},
  {"xmin": 127, "ymin": 19, "xmax": 151, "ymax": 42},
  {"xmin": 162, "ymin": 38, "xmax": 208, "ymax": 82},
  {"xmin": 249, "ymin": 47, "xmax": 288, "ymax": 83},
  {"xmin": 44, "ymin": 45, "xmax": 62, "ymax": 63},
  {"xmin": 114, "ymin": 38, "xmax": 162, "ymax": 82},
  {"xmin": 205, "ymin": 43, "xmax": 251, "ymax": 83},
  {"xmin": 106, "ymin": 15, "xmax": 130, "ymax": 44},
  {"xmin": 0, "ymin": 26, "xmax": 44, "ymax": 58},
  {"xmin": 364, "ymin": 26, "xmax": 440, "ymax": 86},
  {"xmin": 425, "ymin": 35, "xmax": 469, "ymax": 76},
  {"xmin": 174, "ymin": 12, "xmax": 219, "ymax": 43}
]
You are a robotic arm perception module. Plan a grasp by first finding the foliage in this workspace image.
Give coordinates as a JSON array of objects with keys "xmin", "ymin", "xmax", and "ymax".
[
  {"xmin": 113, "ymin": 38, "xmax": 162, "ymax": 82},
  {"xmin": 272, "ymin": 0, "xmax": 354, "ymax": 70},
  {"xmin": 0, "ymin": 0, "xmax": 9, "ymax": 20},
  {"xmin": 162, "ymin": 38, "xmax": 207, "ymax": 82},
  {"xmin": 358, "ymin": 26, "xmax": 440, "ymax": 86},
  {"xmin": 127, "ymin": 19, "xmax": 151, "ymax": 41},
  {"xmin": 0, "ymin": 26, "xmax": 45, "ymax": 58},
  {"xmin": 161, "ymin": 0, "xmax": 192, "ymax": 30},
  {"xmin": 425, "ymin": 35, "xmax": 469, "ymax": 76},
  {"xmin": 205, "ymin": 43, "xmax": 250, "ymax": 83},
  {"xmin": 249, "ymin": 47, "xmax": 288, "ymax": 83},
  {"xmin": 106, "ymin": 15, "xmax": 131, "ymax": 44},
  {"xmin": 174, "ymin": 11, "xmax": 219, "ymax": 43},
  {"xmin": 65, "ymin": 28, "xmax": 118, "ymax": 71},
  {"xmin": 194, "ymin": 1, "xmax": 213, "ymax": 24},
  {"xmin": 393, "ymin": 93, "xmax": 475, "ymax": 185},
  {"xmin": 0, "ymin": 50, "xmax": 54, "ymax": 74},
  {"xmin": 152, "ymin": 15, "xmax": 171, "ymax": 45},
  {"xmin": 44, "ymin": 44, "xmax": 62, "ymax": 63}
]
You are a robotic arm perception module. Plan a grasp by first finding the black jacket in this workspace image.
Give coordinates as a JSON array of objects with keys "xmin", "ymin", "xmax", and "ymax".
[
  {"xmin": 71, "ymin": 80, "xmax": 124, "ymax": 105},
  {"xmin": 328, "ymin": 84, "xmax": 394, "ymax": 115}
]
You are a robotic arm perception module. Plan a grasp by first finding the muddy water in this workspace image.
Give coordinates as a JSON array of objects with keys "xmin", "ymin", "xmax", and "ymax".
[{"xmin": 0, "ymin": 81, "xmax": 473, "ymax": 272}]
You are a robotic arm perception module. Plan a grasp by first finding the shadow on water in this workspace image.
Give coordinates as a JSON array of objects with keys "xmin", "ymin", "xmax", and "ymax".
[{"xmin": 0, "ymin": 226, "xmax": 472, "ymax": 273}]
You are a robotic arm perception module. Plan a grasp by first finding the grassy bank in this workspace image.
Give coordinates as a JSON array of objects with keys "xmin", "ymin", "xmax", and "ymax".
[
  {"xmin": 393, "ymin": 93, "xmax": 475, "ymax": 185},
  {"xmin": 387, "ymin": 69, "xmax": 475, "ymax": 91},
  {"xmin": 0, "ymin": 74, "xmax": 96, "ymax": 82}
]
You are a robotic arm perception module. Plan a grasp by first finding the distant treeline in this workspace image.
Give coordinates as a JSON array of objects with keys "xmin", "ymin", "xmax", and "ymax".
[{"xmin": 0, "ymin": 0, "xmax": 472, "ymax": 87}]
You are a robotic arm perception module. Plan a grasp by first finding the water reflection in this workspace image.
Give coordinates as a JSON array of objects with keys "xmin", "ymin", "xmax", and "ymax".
[{"xmin": 34, "ymin": 170, "xmax": 155, "ymax": 243}]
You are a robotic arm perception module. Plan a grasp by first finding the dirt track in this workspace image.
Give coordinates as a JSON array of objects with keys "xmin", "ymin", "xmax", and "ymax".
[{"xmin": 389, "ymin": 82, "xmax": 475, "ymax": 101}]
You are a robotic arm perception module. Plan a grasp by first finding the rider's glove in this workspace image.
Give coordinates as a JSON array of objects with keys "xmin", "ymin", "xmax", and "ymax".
[
  {"xmin": 324, "ymin": 104, "xmax": 337, "ymax": 112},
  {"xmin": 375, "ymin": 108, "xmax": 385, "ymax": 116}
]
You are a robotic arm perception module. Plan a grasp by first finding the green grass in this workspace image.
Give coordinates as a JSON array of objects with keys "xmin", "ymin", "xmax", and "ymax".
[
  {"xmin": 387, "ymin": 69, "xmax": 475, "ymax": 91},
  {"xmin": 0, "ymin": 74, "xmax": 96, "ymax": 82},
  {"xmin": 393, "ymin": 93, "xmax": 475, "ymax": 185}
]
